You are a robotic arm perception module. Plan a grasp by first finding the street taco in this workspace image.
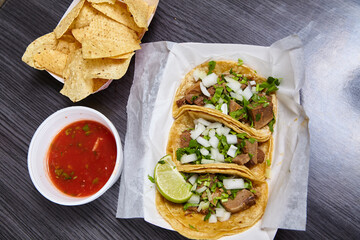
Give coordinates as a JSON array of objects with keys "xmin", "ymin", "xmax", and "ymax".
[
  {"xmin": 155, "ymin": 167, "xmax": 268, "ymax": 239},
  {"xmin": 173, "ymin": 60, "xmax": 279, "ymax": 141},
  {"xmin": 167, "ymin": 110, "xmax": 273, "ymax": 180}
]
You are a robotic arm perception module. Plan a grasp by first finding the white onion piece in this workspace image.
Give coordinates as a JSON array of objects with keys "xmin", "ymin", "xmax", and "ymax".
[
  {"xmin": 196, "ymin": 186, "xmax": 207, "ymax": 194},
  {"xmin": 227, "ymin": 144, "xmax": 237, "ymax": 157},
  {"xmin": 220, "ymin": 103, "xmax": 228, "ymax": 115},
  {"xmin": 180, "ymin": 153, "xmax": 197, "ymax": 164},
  {"xmin": 215, "ymin": 208, "xmax": 225, "ymax": 218},
  {"xmin": 208, "ymin": 122, "xmax": 222, "ymax": 129},
  {"xmin": 196, "ymin": 118, "xmax": 212, "ymax": 126},
  {"xmin": 197, "ymin": 201, "xmax": 210, "ymax": 212},
  {"xmin": 188, "ymin": 174, "xmax": 198, "ymax": 185},
  {"xmin": 191, "ymin": 182, "xmax": 198, "ymax": 191},
  {"xmin": 242, "ymin": 85, "xmax": 253, "ymax": 101},
  {"xmin": 202, "ymin": 73, "xmax": 218, "ymax": 87},
  {"xmin": 218, "ymin": 211, "xmax": 231, "ymax": 222},
  {"xmin": 201, "ymin": 159, "xmax": 215, "ymax": 164},
  {"xmin": 226, "ymin": 135, "xmax": 238, "ymax": 144},
  {"xmin": 196, "ymin": 136, "xmax": 210, "ymax": 147},
  {"xmin": 200, "ymin": 82, "xmax": 211, "ymax": 97},
  {"xmin": 223, "ymin": 178, "xmax": 245, "ymax": 189},
  {"xmin": 207, "ymin": 189, "xmax": 212, "ymax": 201},
  {"xmin": 204, "ymin": 104, "xmax": 216, "ymax": 109},
  {"xmin": 225, "ymin": 78, "xmax": 241, "ymax": 92},
  {"xmin": 200, "ymin": 148, "xmax": 210, "ymax": 156},
  {"xmin": 187, "ymin": 194, "xmax": 200, "ymax": 204},
  {"xmin": 193, "ymin": 69, "xmax": 207, "ymax": 81},
  {"xmin": 251, "ymin": 86, "xmax": 257, "ymax": 93},
  {"xmin": 218, "ymin": 98, "xmax": 224, "ymax": 104},
  {"xmin": 202, "ymin": 128, "xmax": 209, "ymax": 136},
  {"xmin": 209, "ymin": 136, "xmax": 219, "ymax": 148},
  {"xmin": 209, "ymin": 214, "xmax": 217, "ymax": 223},
  {"xmin": 250, "ymin": 80, "xmax": 257, "ymax": 86},
  {"xmin": 208, "ymin": 129, "xmax": 216, "ymax": 137},
  {"xmin": 222, "ymin": 126, "xmax": 231, "ymax": 135},
  {"xmin": 191, "ymin": 123, "xmax": 206, "ymax": 139},
  {"xmin": 230, "ymin": 91, "xmax": 243, "ymax": 101},
  {"xmin": 211, "ymin": 148, "xmax": 225, "ymax": 162}
]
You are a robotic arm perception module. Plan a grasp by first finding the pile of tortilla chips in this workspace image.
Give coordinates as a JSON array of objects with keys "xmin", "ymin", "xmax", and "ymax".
[{"xmin": 22, "ymin": 0, "xmax": 156, "ymax": 102}]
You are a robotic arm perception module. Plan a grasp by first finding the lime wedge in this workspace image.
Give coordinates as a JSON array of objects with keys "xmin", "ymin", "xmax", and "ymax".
[{"xmin": 154, "ymin": 155, "xmax": 193, "ymax": 203}]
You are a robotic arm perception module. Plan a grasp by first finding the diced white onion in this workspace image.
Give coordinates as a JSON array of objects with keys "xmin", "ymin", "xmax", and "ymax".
[
  {"xmin": 223, "ymin": 178, "xmax": 245, "ymax": 189},
  {"xmin": 201, "ymin": 159, "xmax": 216, "ymax": 164},
  {"xmin": 200, "ymin": 148, "xmax": 210, "ymax": 156},
  {"xmin": 200, "ymin": 82, "xmax": 211, "ymax": 97},
  {"xmin": 209, "ymin": 136, "xmax": 219, "ymax": 148},
  {"xmin": 187, "ymin": 194, "xmax": 200, "ymax": 204},
  {"xmin": 196, "ymin": 136, "xmax": 210, "ymax": 147},
  {"xmin": 218, "ymin": 211, "xmax": 231, "ymax": 222},
  {"xmin": 242, "ymin": 85, "xmax": 253, "ymax": 101},
  {"xmin": 202, "ymin": 128, "xmax": 209, "ymax": 136},
  {"xmin": 209, "ymin": 214, "xmax": 217, "ymax": 223},
  {"xmin": 226, "ymin": 135, "xmax": 238, "ymax": 145},
  {"xmin": 211, "ymin": 148, "xmax": 225, "ymax": 162},
  {"xmin": 204, "ymin": 104, "xmax": 216, "ymax": 109},
  {"xmin": 208, "ymin": 129, "xmax": 216, "ymax": 137},
  {"xmin": 220, "ymin": 103, "xmax": 228, "ymax": 115},
  {"xmin": 191, "ymin": 123, "xmax": 206, "ymax": 139},
  {"xmin": 180, "ymin": 153, "xmax": 197, "ymax": 164},
  {"xmin": 222, "ymin": 126, "xmax": 231, "ymax": 135},
  {"xmin": 230, "ymin": 91, "xmax": 243, "ymax": 101},
  {"xmin": 193, "ymin": 69, "xmax": 207, "ymax": 81},
  {"xmin": 197, "ymin": 201, "xmax": 210, "ymax": 212},
  {"xmin": 225, "ymin": 77, "xmax": 241, "ymax": 92},
  {"xmin": 250, "ymin": 80, "xmax": 257, "ymax": 86},
  {"xmin": 191, "ymin": 182, "xmax": 198, "ymax": 191},
  {"xmin": 196, "ymin": 118, "xmax": 212, "ymax": 126},
  {"xmin": 218, "ymin": 98, "xmax": 224, "ymax": 104},
  {"xmin": 227, "ymin": 144, "xmax": 237, "ymax": 157},
  {"xmin": 208, "ymin": 122, "xmax": 222, "ymax": 129},
  {"xmin": 207, "ymin": 189, "xmax": 212, "ymax": 201},
  {"xmin": 215, "ymin": 208, "xmax": 225, "ymax": 218},
  {"xmin": 251, "ymin": 86, "xmax": 257, "ymax": 93},
  {"xmin": 188, "ymin": 174, "xmax": 198, "ymax": 185},
  {"xmin": 196, "ymin": 186, "xmax": 207, "ymax": 194},
  {"xmin": 202, "ymin": 73, "xmax": 218, "ymax": 87}
]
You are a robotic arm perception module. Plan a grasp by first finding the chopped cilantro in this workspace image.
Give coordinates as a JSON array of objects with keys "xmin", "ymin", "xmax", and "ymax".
[
  {"xmin": 238, "ymin": 58, "xmax": 243, "ymax": 66},
  {"xmin": 148, "ymin": 175, "xmax": 155, "ymax": 183},
  {"xmin": 255, "ymin": 113, "xmax": 261, "ymax": 122},
  {"xmin": 184, "ymin": 203, "xmax": 199, "ymax": 211},
  {"xmin": 266, "ymin": 159, "xmax": 271, "ymax": 166},
  {"xmin": 189, "ymin": 224, "xmax": 198, "ymax": 231},
  {"xmin": 204, "ymin": 212, "xmax": 211, "ymax": 221},
  {"xmin": 268, "ymin": 118, "xmax": 275, "ymax": 132},
  {"xmin": 158, "ymin": 160, "xmax": 165, "ymax": 164},
  {"xmin": 207, "ymin": 61, "xmax": 216, "ymax": 75}
]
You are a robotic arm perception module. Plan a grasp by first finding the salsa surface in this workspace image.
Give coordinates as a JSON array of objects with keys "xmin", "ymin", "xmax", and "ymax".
[{"xmin": 47, "ymin": 120, "xmax": 116, "ymax": 197}]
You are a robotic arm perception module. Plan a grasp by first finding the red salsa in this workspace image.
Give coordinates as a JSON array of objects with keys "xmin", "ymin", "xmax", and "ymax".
[{"xmin": 47, "ymin": 120, "xmax": 116, "ymax": 197}]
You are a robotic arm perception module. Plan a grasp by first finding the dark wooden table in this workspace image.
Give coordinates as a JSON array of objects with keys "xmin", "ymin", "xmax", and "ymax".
[{"xmin": 1, "ymin": 0, "xmax": 359, "ymax": 239}]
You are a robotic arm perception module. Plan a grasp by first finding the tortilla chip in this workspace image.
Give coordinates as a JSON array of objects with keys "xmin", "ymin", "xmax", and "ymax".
[
  {"xmin": 71, "ymin": 26, "xmax": 89, "ymax": 43},
  {"xmin": 92, "ymin": 78, "xmax": 109, "ymax": 92},
  {"xmin": 108, "ymin": 52, "xmax": 134, "ymax": 59},
  {"xmin": 81, "ymin": 14, "xmax": 141, "ymax": 59},
  {"xmin": 73, "ymin": 1, "xmax": 99, "ymax": 29},
  {"xmin": 156, "ymin": 169, "xmax": 268, "ymax": 239},
  {"xmin": 87, "ymin": 0, "xmax": 116, "ymax": 4},
  {"xmin": 85, "ymin": 53, "xmax": 134, "ymax": 79},
  {"xmin": 60, "ymin": 49, "xmax": 94, "ymax": 102},
  {"xmin": 166, "ymin": 110, "xmax": 273, "ymax": 180},
  {"xmin": 54, "ymin": 0, "xmax": 85, "ymax": 39},
  {"xmin": 91, "ymin": 1, "xmax": 144, "ymax": 34},
  {"xmin": 56, "ymin": 34, "xmax": 81, "ymax": 54},
  {"xmin": 33, "ymin": 49, "xmax": 68, "ymax": 77},
  {"xmin": 123, "ymin": 0, "xmax": 149, "ymax": 29},
  {"xmin": 22, "ymin": 32, "xmax": 58, "ymax": 69}
]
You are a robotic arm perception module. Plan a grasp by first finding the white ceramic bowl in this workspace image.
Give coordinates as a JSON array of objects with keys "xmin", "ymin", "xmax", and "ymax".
[{"xmin": 28, "ymin": 106, "xmax": 123, "ymax": 206}]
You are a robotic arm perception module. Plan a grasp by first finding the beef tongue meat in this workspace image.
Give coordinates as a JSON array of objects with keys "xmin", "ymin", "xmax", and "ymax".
[
  {"xmin": 232, "ymin": 154, "xmax": 250, "ymax": 165},
  {"xmin": 179, "ymin": 130, "xmax": 192, "ymax": 148},
  {"xmin": 243, "ymin": 140, "xmax": 258, "ymax": 164},
  {"xmin": 248, "ymin": 101, "xmax": 274, "ymax": 129},
  {"xmin": 222, "ymin": 189, "xmax": 256, "ymax": 213}
]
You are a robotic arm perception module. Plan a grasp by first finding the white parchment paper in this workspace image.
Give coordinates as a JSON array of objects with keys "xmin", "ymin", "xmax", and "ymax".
[{"xmin": 116, "ymin": 37, "xmax": 310, "ymax": 239}]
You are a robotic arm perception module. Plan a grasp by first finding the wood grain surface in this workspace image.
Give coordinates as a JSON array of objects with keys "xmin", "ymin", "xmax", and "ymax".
[{"xmin": 1, "ymin": 0, "xmax": 359, "ymax": 239}]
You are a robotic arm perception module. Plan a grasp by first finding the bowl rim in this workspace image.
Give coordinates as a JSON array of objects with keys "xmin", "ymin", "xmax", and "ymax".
[{"xmin": 28, "ymin": 106, "xmax": 123, "ymax": 206}]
